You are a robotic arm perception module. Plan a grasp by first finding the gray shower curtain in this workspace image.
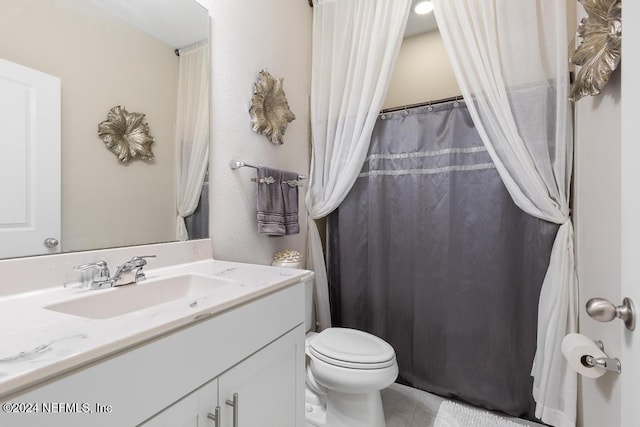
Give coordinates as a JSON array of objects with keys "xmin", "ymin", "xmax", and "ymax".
[{"xmin": 327, "ymin": 102, "xmax": 558, "ymax": 420}]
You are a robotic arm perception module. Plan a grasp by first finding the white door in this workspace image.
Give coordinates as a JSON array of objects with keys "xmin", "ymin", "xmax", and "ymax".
[
  {"xmin": 0, "ymin": 58, "xmax": 61, "ymax": 258},
  {"xmin": 621, "ymin": 2, "xmax": 640, "ymax": 426}
]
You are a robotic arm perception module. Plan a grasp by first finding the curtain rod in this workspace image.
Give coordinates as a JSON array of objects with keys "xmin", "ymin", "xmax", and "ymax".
[{"xmin": 380, "ymin": 95, "xmax": 463, "ymax": 114}]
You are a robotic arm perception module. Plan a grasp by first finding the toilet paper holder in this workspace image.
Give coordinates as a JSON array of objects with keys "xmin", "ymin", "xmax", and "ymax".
[{"xmin": 582, "ymin": 340, "xmax": 621, "ymax": 374}]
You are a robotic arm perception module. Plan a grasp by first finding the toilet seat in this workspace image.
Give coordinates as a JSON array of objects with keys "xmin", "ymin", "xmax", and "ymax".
[{"xmin": 309, "ymin": 328, "xmax": 396, "ymax": 370}]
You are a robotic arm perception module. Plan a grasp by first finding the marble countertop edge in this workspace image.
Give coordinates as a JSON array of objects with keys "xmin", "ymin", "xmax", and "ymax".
[{"xmin": 0, "ymin": 259, "xmax": 313, "ymax": 400}]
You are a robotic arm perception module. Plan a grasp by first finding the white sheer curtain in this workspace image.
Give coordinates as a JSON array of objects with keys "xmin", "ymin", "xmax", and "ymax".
[
  {"xmin": 433, "ymin": 1, "xmax": 577, "ymax": 426},
  {"xmin": 176, "ymin": 41, "xmax": 210, "ymax": 241},
  {"xmin": 306, "ymin": 0, "xmax": 410, "ymax": 329}
]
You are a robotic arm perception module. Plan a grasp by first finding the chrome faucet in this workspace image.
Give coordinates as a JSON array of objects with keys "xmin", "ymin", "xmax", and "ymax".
[
  {"xmin": 73, "ymin": 260, "xmax": 110, "ymax": 289},
  {"xmin": 73, "ymin": 256, "xmax": 156, "ymax": 290},
  {"xmin": 111, "ymin": 256, "xmax": 156, "ymax": 285}
]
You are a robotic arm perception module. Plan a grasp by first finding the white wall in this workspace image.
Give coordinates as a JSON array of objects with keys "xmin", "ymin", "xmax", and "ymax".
[
  {"xmin": 620, "ymin": 3, "xmax": 640, "ymax": 425},
  {"xmin": 208, "ymin": 0, "xmax": 311, "ymax": 265},
  {"xmin": 0, "ymin": 0, "xmax": 179, "ymax": 253},
  {"xmin": 573, "ymin": 53, "xmax": 622, "ymax": 427},
  {"xmin": 383, "ymin": 30, "xmax": 460, "ymax": 109}
]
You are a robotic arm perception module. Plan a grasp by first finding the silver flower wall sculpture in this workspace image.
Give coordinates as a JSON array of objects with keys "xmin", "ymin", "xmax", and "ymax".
[
  {"xmin": 249, "ymin": 70, "xmax": 296, "ymax": 145},
  {"xmin": 98, "ymin": 106, "xmax": 155, "ymax": 162},
  {"xmin": 569, "ymin": 0, "xmax": 621, "ymax": 102}
]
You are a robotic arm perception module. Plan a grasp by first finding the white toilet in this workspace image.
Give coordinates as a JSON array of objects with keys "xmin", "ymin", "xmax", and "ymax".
[{"xmin": 304, "ymin": 281, "xmax": 398, "ymax": 427}]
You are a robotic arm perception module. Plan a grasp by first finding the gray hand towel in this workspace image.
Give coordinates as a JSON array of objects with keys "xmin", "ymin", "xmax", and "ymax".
[{"xmin": 257, "ymin": 166, "xmax": 300, "ymax": 236}]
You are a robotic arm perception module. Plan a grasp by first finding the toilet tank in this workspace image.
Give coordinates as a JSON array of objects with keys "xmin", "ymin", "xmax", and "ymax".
[{"xmin": 304, "ymin": 278, "xmax": 316, "ymax": 333}]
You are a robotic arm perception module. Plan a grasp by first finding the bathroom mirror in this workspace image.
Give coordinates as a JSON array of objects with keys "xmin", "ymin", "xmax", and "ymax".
[{"xmin": 0, "ymin": 0, "xmax": 209, "ymax": 259}]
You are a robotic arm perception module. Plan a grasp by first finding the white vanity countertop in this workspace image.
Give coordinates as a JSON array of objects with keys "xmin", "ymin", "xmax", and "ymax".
[{"xmin": 0, "ymin": 259, "xmax": 313, "ymax": 399}]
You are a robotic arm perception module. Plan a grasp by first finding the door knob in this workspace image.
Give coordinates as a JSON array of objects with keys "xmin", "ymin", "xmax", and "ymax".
[
  {"xmin": 586, "ymin": 297, "xmax": 636, "ymax": 331},
  {"xmin": 44, "ymin": 237, "xmax": 59, "ymax": 248}
]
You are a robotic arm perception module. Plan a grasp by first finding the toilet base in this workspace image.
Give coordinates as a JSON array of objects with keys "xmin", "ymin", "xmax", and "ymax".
[
  {"xmin": 305, "ymin": 388, "xmax": 386, "ymax": 427},
  {"xmin": 305, "ymin": 388, "xmax": 327, "ymax": 426},
  {"xmin": 326, "ymin": 390, "xmax": 386, "ymax": 427}
]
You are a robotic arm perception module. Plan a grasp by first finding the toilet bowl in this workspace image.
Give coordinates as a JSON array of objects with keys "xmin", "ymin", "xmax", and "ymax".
[{"xmin": 305, "ymin": 328, "xmax": 398, "ymax": 427}]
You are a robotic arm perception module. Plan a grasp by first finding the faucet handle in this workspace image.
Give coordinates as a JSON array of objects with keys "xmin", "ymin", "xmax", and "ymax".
[
  {"xmin": 73, "ymin": 261, "xmax": 110, "ymax": 288},
  {"xmin": 74, "ymin": 260, "xmax": 106, "ymax": 270},
  {"xmin": 74, "ymin": 260, "xmax": 109, "ymax": 276},
  {"xmin": 131, "ymin": 255, "xmax": 156, "ymax": 265}
]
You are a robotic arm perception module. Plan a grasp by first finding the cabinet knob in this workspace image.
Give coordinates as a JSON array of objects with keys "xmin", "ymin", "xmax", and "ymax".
[
  {"xmin": 207, "ymin": 406, "xmax": 220, "ymax": 427},
  {"xmin": 226, "ymin": 393, "xmax": 239, "ymax": 427}
]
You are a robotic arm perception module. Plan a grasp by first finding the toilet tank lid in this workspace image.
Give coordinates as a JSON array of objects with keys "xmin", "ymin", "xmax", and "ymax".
[{"xmin": 309, "ymin": 328, "xmax": 395, "ymax": 365}]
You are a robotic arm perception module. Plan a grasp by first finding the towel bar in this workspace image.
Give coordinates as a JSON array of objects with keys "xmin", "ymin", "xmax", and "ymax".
[
  {"xmin": 229, "ymin": 160, "xmax": 258, "ymax": 170},
  {"xmin": 250, "ymin": 177, "xmax": 304, "ymax": 187},
  {"xmin": 229, "ymin": 159, "xmax": 307, "ymax": 183}
]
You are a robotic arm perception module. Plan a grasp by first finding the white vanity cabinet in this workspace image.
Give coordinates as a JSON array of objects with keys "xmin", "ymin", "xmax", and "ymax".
[
  {"xmin": 0, "ymin": 281, "xmax": 306, "ymax": 427},
  {"xmin": 217, "ymin": 325, "xmax": 301, "ymax": 427},
  {"xmin": 143, "ymin": 325, "xmax": 301, "ymax": 427},
  {"xmin": 141, "ymin": 378, "xmax": 218, "ymax": 427}
]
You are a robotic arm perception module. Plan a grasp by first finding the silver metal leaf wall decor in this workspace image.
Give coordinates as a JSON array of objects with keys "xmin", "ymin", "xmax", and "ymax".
[
  {"xmin": 98, "ymin": 106, "xmax": 155, "ymax": 162},
  {"xmin": 569, "ymin": 0, "xmax": 621, "ymax": 102},
  {"xmin": 249, "ymin": 70, "xmax": 296, "ymax": 145}
]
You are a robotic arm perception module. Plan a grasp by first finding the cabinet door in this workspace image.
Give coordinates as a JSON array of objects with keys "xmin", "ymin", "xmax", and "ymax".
[
  {"xmin": 141, "ymin": 379, "xmax": 218, "ymax": 427},
  {"xmin": 218, "ymin": 325, "xmax": 305, "ymax": 427}
]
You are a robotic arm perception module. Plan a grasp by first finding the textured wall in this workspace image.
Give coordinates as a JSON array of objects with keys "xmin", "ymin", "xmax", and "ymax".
[{"xmin": 208, "ymin": 0, "xmax": 312, "ymax": 265}]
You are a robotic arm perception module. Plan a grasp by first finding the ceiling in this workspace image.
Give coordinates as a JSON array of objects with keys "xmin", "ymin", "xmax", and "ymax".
[
  {"xmin": 404, "ymin": 0, "xmax": 439, "ymax": 38},
  {"xmin": 88, "ymin": 0, "xmax": 436, "ymax": 48},
  {"xmin": 88, "ymin": 0, "xmax": 208, "ymax": 49}
]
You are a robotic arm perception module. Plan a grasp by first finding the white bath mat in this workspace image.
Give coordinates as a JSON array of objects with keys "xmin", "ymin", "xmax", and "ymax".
[{"xmin": 434, "ymin": 400, "xmax": 530, "ymax": 427}]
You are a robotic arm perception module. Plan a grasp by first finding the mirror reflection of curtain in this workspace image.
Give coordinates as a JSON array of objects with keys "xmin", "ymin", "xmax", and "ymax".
[
  {"xmin": 175, "ymin": 40, "xmax": 210, "ymax": 241},
  {"xmin": 328, "ymin": 103, "xmax": 558, "ymax": 420},
  {"xmin": 184, "ymin": 169, "xmax": 209, "ymax": 239},
  {"xmin": 433, "ymin": 2, "xmax": 576, "ymax": 426}
]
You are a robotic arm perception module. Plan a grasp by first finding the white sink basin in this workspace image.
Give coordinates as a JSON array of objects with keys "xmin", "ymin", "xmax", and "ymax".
[{"xmin": 44, "ymin": 274, "xmax": 232, "ymax": 319}]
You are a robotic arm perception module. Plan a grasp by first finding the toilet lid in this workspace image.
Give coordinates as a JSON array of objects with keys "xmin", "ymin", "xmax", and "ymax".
[{"xmin": 309, "ymin": 328, "xmax": 396, "ymax": 369}]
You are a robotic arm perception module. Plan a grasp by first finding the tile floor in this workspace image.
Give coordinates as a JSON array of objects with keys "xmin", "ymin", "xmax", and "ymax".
[{"xmin": 381, "ymin": 383, "xmax": 545, "ymax": 427}]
